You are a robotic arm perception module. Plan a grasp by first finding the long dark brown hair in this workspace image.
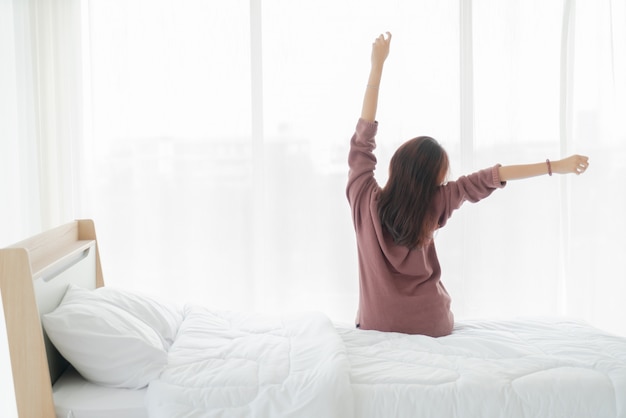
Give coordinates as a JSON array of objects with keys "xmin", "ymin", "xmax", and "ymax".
[{"xmin": 377, "ymin": 136, "xmax": 449, "ymax": 249}]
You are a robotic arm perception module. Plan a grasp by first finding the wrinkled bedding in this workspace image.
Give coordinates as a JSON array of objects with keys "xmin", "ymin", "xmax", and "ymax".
[
  {"xmin": 339, "ymin": 318, "xmax": 626, "ymax": 418},
  {"xmin": 146, "ymin": 307, "xmax": 626, "ymax": 418},
  {"xmin": 145, "ymin": 305, "xmax": 353, "ymax": 418}
]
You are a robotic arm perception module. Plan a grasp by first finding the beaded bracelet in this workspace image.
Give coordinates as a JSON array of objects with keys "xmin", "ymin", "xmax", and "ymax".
[{"xmin": 546, "ymin": 159, "xmax": 552, "ymax": 176}]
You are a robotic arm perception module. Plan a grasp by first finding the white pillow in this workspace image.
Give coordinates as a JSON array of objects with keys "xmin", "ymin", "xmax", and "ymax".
[
  {"xmin": 87, "ymin": 286, "xmax": 182, "ymax": 348},
  {"xmin": 42, "ymin": 286, "xmax": 168, "ymax": 389}
]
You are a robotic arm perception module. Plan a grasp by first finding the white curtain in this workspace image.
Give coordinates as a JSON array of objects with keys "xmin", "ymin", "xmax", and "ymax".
[
  {"xmin": 1, "ymin": 0, "xmax": 84, "ymax": 243},
  {"xmin": 2, "ymin": 0, "xmax": 625, "ymax": 336}
]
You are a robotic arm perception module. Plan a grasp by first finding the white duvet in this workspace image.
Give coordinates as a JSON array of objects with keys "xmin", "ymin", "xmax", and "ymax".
[
  {"xmin": 146, "ymin": 307, "xmax": 626, "ymax": 418},
  {"xmin": 145, "ymin": 305, "xmax": 353, "ymax": 418},
  {"xmin": 340, "ymin": 318, "xmax": 626, "ymax": 418}
]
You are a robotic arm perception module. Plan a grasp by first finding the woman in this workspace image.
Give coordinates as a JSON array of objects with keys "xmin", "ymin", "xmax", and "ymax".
[{"xmin": 347, "ymin": 32, "xmax": 589, "ymax": 337}]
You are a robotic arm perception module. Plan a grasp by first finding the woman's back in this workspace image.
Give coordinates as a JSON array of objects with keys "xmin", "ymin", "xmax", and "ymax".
[{"xmin": 347, "ymin": 118, "xmax": 504, "ymax": 337}]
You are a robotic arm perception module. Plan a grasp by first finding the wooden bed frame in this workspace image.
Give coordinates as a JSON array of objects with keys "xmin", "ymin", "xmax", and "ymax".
[{"xmin": 0, "ymin": 219, "xmax": 104, "ymax": 418}]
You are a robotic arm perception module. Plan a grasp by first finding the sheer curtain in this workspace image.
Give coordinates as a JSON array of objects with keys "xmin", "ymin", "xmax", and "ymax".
[
  {"xmin": 449, "ymin": 0, "xmax": 626, "ymax": 335},
  {"xmin": 80, "ymin": 0, "xmax": 462, "ymax": 319},
  {"xmin": 2, "ymin": 0, "xmax": 624, "ymax": 336},
  {"xmin": 1, "ymin": 0, "xmax": 84, "ymax": 244}
]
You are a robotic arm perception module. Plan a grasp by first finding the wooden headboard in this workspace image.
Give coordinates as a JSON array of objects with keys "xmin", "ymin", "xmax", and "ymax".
[{"xmin": 0, "ymin": 219, "xmax": 104, "ymax": 418}]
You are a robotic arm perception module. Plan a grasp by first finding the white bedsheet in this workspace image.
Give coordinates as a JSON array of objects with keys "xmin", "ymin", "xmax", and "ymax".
[
  {"xmin": 53, "ymin": 366, "xmax": 147, "ymax": 418},
  {"xmin": 145, "ymin": 305, "xmax": 353, "ymax": 418},
  {"xmin": 339, "ymin": 318, "xmax": 626, "ymax": 418},
  {"xmin": 145, "ymin": 307, "xmax": 626, "ymax": 418}
]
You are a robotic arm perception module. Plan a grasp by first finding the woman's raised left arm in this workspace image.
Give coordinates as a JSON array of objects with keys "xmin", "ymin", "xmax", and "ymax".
[{"xmin": 360, "ymin": 32, "xmax": 392, "ymax": 123}]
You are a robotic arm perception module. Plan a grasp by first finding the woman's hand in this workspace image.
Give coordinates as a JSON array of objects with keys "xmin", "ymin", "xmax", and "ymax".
[
  {"xmin": 553, "ymin": 155, "xmax": 589, "ymax": 175},
  {"xmin": 371, "ymin": 32, "xmax": 392, "ymax": 68}
]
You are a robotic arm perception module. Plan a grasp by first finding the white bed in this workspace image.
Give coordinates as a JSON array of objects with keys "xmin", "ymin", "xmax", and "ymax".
[
  {"xmin": 339, "ymin": 318, "xmax": 626, "ymax": 417},
  {"xmin": 1, "ymin": 220, "xmax": 625, "ymax": 418},
  {"xmin": 53, "ymin": 366, "xmax": 147, "ymax": 418}
]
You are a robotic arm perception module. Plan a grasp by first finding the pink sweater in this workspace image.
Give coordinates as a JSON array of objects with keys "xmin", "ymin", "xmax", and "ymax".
[{"xmin": 347, "ymin": 119, "xmax": 506, "ymax": 337}]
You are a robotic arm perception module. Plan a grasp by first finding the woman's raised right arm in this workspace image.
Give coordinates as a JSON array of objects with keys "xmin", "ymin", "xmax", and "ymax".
[{"xmin": 498, "ymin": 155, "xmax": 589, "ymax": 181}]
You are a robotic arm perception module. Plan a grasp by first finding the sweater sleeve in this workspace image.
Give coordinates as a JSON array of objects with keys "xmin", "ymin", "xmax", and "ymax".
[
  {"xmin": 346, "ymin": 118, "xmax": 379, "ymax": 214},
  {"xmin": 436, "ymin": 165, "xmax": 506, "ymax": 228}
]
